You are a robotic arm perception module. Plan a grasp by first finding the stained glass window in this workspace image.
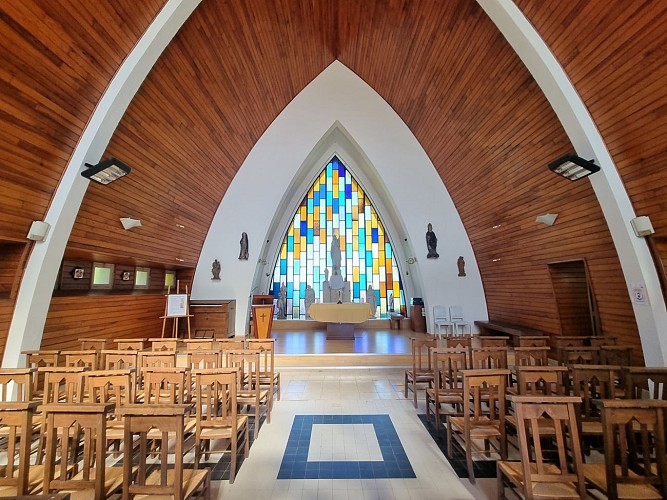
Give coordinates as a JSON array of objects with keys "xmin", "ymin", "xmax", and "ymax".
[{"xmin": 272, "ymin": 156, "xmax": 405, "ymax": 319}]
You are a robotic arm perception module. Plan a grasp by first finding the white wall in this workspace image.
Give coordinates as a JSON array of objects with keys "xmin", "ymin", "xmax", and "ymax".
[{"xmin": 191, "ymin": 61, "xmax": 488, "ymax": 334}]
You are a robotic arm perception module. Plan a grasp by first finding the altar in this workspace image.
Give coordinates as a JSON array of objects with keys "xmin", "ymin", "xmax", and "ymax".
[{"xmin": 308, "ymin": 303, "xmax": 374, "ymax": 340}]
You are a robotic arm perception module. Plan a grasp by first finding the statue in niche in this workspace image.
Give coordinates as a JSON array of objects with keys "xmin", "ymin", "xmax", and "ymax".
[
  {"xmin": 305, "ymin": 285, "xmax": 316, "ymax": 318},
  {"xmin": 239, "ymin": 232, "xmax": 249, "ymax": 260},
  {"xmin": 426, "ymin": 223, "xmax": 439, "ymax": 259},
  {"xmin": 388, "ymin": 291, "xmax": 394, "ymax": 312},
  {"xmin": 457, "ymin": 256, "xmax": 466, "ymax": 277},
  {"xmin": 211, "ymin": 259, "xmax": 221, "ymax": 281},
  {"xmin": 277, "ymin": 283, "xmax": 287, "ymax": 319},
  {"xmin": 367, "ymin": 285, "xmax": 377, "ymax": 317},
  {"xmin": 324, "ymin": 268, "xmax": 329, "ymax": 282}
]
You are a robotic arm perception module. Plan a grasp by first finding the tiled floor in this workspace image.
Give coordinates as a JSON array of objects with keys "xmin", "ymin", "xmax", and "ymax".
[{"xmin": 212, "ymin": 367, "xmax": 495, "ymax": 499}]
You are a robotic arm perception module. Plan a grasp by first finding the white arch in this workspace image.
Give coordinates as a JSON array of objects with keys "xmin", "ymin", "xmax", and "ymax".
[
  {"xmin": 478, "ymin": 0, "xmax": 667, "ymax": 366},
  {"xmin": 2, "ymin": 0, "xmax": 202, "ymax": 368},
  {"xmin": 191, "ymin": 62, "xmax": 488, "ymax": 334}
]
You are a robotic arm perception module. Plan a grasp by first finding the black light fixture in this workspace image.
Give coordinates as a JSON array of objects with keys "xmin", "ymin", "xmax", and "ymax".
[
  {"xmin": 548, "ymin": 154, "xmax": 600, "ymax": 181},
  {"xmin": 81, "ymin": 157, "xmax": 131, "ymax": 185}
]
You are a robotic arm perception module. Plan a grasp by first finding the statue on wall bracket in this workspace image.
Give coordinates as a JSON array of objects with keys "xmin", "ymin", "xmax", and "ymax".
[
  {"xmin": 211, "ymin": 259, "xmax": 221, "ymax": 281},
  {"xmin": 426, "ymin": 223, "xmax": 439, "ymax": 259},
  {"xmin": 239, "ymin": 232, "xmax": 249, "ymax": 260},
  {"xmin": 457, "ymin": 256, "xmax": 466, "ymax": 277}
]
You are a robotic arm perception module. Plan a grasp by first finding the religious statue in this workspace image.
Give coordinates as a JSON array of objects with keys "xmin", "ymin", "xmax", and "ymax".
[
  {"xmin": 366, "ymin": 285, "xmax": 377, "ymax": 317},
  {"xmin": 305, "ymin": 285, "xmax": 316, "ymax": 318},
  {"xmin": 457, "ymin": 256, "xmax": 466, "ymax": 277},
  {"xmin": 426, "ymin": 223, "xmax": 439, "ymax": 259},
  {"xmin": 277, "ymin": 283, "xmax": 287, "ymax": 319},
  {"xmin": 211, "ymin": 259, "xmax": 221, "ymax": 280},
  {"xmin": 330, "ymin": 233, "xmax": 341, "ymax": 270},
  {"xmin": 388, "ymin": 291, "xmax": 394, "ymax": 312},
  {"xmin": 239, "ymin": 232, "xmax": 249, "ymax": 260}
]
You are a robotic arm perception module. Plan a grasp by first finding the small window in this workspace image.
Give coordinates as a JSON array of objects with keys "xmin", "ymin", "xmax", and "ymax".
[
  {"xmin": 134, "ymin": 267, "xmax": 150, "ymax": 289},
  {"xmin": 164, "ymin": 270, "xmax": 176, "ymax": 289},
  {"xmin": 92, "ymin": 263, "xmax": 114, "ymax": 289}
]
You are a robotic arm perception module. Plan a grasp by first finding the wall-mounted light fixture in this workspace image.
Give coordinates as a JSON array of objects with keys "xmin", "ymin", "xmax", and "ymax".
[
  {"xmin": 27, "ymin": 220, "xmax": 50, "ymax": 242},
  {"xmin": 548, "ymin": 154, "xmax": 599, "ymax": 181},
  {"xmin": 536, "ymin": 213, "xmax": 558, "ymax": 226},
  {"xmin": 630, "ymin": 216, "xmax": 655, "ymax": 237},
  {"xmin": 81, "ymin": 157, "xmax": 131, "ymax": 185},
  {"xmin": 120, "ymin": 217, "xmax": 142, "ymax": 230}
]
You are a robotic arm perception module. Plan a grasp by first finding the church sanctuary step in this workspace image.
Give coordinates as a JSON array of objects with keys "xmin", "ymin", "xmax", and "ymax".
[
  {"xmin": 272, "ymin": 318, "xmax": 408, "ymax": 330},
  {"xmin": 275, "ymin": 353, "xmax": 411, "ymax": 368}
]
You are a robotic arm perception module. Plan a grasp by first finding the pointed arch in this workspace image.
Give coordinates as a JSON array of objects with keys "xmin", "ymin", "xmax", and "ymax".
[{"xmin": 272, "ymin": 155, "xmax": 405, "ymax": 319}]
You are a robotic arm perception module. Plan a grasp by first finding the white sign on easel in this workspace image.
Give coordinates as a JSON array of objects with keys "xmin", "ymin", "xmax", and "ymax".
[
  {"xmin": 166, "ymin": 294, "xmax": 189, "ymax": 317},
  {"xmin": 630, "ymin": 283, "xmax": 649, "ymax": 305}
]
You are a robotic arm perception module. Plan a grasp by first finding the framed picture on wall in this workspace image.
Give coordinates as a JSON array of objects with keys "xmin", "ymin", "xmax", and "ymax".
[
  {"xmin": 122, "ymin": 271, "xmax": 131, "ymax": 281},
  {"xmin": 72, "ymin": 268, "xmax": 85, "ymax": 279}
]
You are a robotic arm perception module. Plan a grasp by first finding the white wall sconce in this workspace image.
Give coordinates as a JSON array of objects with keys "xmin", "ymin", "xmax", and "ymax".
[
  {"xmin": 27, "ymin": 220, "xmax": 50, "ymax": 241},
  {"xmin": 120, "ymin": 217, "xmax": 142, "ymax": 230},
  {"xmin": 630, "ymin": 216, "xmax": 655, "ymax": 237},
  {"xmin": 536, "ymin": 213, "xmax": 558, "ymax": 226}
]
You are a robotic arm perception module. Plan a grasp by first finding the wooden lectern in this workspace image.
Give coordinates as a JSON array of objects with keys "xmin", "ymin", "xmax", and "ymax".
[{"xmin": 251, "ymin": 304, "xmax": 274, "ymax": 339}]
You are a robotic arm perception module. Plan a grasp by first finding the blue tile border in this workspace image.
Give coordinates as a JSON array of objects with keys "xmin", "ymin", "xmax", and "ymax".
[{"xmin": 278, "ymin": 414, "xmax": 416, "ymax": 479}]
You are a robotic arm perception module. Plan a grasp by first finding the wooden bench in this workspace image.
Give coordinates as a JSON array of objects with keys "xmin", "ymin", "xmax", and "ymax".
[{"xmin": 474, "ymin": 320, "xmax": 543, "ymax": 347}]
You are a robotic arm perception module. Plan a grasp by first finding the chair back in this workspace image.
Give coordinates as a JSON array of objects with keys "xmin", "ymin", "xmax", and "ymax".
[
  {"xmin": 599, "ymin": 345, "xmax": 633, "ymax": 366},
  {"xmin": 599, "ymin": 399, "xmax": 667, "ymax": 500},
  {"xmin": 114, "ymin": 338, "xmax": 147, "ymax": 350},
  {"xmin": 0, "ymin": 368, "xmax": 34, "ymax": 401},
  {"xmin": 449, "ymin": 305, "xmax": 464, "ymax": 321},
  {"xmin": 589, "ymin": 336, "xmax": 618, "ymax": 347},
  {"xmin": 571, "ymin": 364, "xmax": 620, "ymax": 422},
  {"xmin": 150, "ymin": 339, "xmax": 179, "ymax": 351},
  {"xmin": 463, "ymin": 369, "xmax": 509, "ymax": 426},
  {"xmin": 194, "ymin": 368, "xmax": 239, "ymax": 427},
  {"xmin": 63, "ymin": 350, "xmax": 98, "ymax": 370},
  {"xmin": 623, "ymin": 367, "xmax": 667, "ymax": 400},
  {"xmin": 0, "ymin": 402, "xmax": 38, "ymax": 495},
  {"xmin": 559, "ymin": 346, "xmax": 598, "ymax": 366},
  {"xmin": 79, "ymin": 339, "xmax": 109, "ymax": 350},
  {"xmin": 42, "ymin": 403, "xmax": 112, "ymax": 499},
  {"xmin": 183, "ymin": 339, "xmax": 215, "ymax": 351},
  {"xmin": 246, "ymin": 338, "xmax": 276, "ymax": 372},
  {"xmin": 186, "ymin": 350, "xmax": 222, "ymax": 370},
  {"xmin": 102, "ymin": 350, "xmax": 139, "ymax": 371},
  {"xmin": 517, "ymin": 336, "xmax": 549, "ymax": 347},
  {"xmin": 411, "ymin": 337, "xmax": 436, "ymax": 374},
  {"xmin": 23, "ymin": 350, "xmax": 59, "ymax": 395},
  {"xmin": 120, "ymin": 404, "xmax": 191, "ymax": 500},
  {"xmin": 143, "ymin": 367, "xmax": 190, "ymax": 404},
  {"xmin": 85, "ymin": 369, "xmax": 135, "ymax": 415},
  {"xmin": 40, "ymin": 367, "xmax": 86, "ymax": 404},
  {"xmin": 139, "ymin": 351, "xmax": 176, "ymax": 370},
  {"xmin": 433, "ymin": 305, "xmax": 449, "ymax": 321},
  {"xmin": 432, "ymin": 348, "xmax": 466, "ymax": 392},
  {"xmin": 471, "ymin": 347, "xmax": 508, "ymax": 370},
  {"xmin": 513, "ymin": 347, "xmax": 549, "ymax": 367},
  {"xmin": 511, "ymin": 395, "xmax": 586, "ymax": 499},
  {"xmin": 478, "ymin": 336, "xmax": 509, "ymax": 348},
  {"xmin": 227, "ymin": 350, "xmax": 261, "ymax": 392},
  {"xmin": 515, "ymin": 366, "xmax": 567, "ymax": 396}
]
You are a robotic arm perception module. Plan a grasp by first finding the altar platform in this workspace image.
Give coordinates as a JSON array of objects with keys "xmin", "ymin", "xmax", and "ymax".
[{"xmin": 270, "ymin": 324, "xmax": 427, "ymax": 368}]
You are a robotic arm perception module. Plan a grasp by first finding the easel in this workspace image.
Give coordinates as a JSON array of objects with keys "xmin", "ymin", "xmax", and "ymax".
[{"xmin": 160, "ymin": 280, "xmax": 193, "ymax": 339}]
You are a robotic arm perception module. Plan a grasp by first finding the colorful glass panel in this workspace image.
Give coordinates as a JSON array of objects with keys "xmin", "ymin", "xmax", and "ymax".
[{"xmin": 272, "ymin": 156, "xmax": 405, "ymax": 318}]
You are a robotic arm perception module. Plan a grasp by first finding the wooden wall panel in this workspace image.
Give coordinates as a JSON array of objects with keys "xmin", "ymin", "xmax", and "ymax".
[
  {"xmin": 335, "ymin": 0, "xmax": 642, "ymax": 362},
  {"xmin": 0, "ymin": 0, "xmax": 165, "ymax": 362},
  {"xmin": 66, "ymin": 0, "xmax": 336, "ymax": 267},
  {"xmin": 41, "ymin": 294, "xmax": 166, "ymax": 351}
]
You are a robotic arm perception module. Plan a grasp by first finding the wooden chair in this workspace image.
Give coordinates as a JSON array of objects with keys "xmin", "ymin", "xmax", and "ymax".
[
  {"xmin": 498, "ymin": 396, "xmax": 586, "ymax": 500},
  {"xmin": 120, "ymin": 404, "xmax": 210, "ymax": 499},
  {"xmin": 404, "ymin": 337, "xmax": 436, "ymax": 408},
  {"xmin": 143, "ymin": 367, "xmax": 196, "ymax": 436},
  {"xmin": 0, "ymin": 402, "xmax": 40, "ymax": 496},
  {"xmin": 62, "ymin": 350, "xmax": 98, "ymax": 370},
  {"xmin": 186, "ymin": 350, "xmax": 222, "ymax": 371},
  {"xmin": 599, "ymin": 345, "xmax": 633, "ymax": 366},
  {"xmin": 447, "ymin": 368, "xmax": 510, "ymax": 483},
  {"xmin": 79, "ymin": 338, "xmax": 109, "ymax": 350},
  {"xmin": 478, "ymin": 336, "xmax": 510, "ymax": 347},
  {"xmin": 0, "ymin": 368, "xmax": 34, "ymax": 402},
  {"xmin": 589, "ymin": 335, "xmax": 619, "ymax": 347},
  {"xmin": 246, "ymin": 338, "xmax": 281, "ymax": 407},
  {"xmin": 623, "ymin": 367, "xmax": 667, "ymax": 400},
  {"xmin": 219, "ymin": 340, "xmax": 247, "ymax": 365},
  {"xmin": 23, "ymin": 350, "xmax": 59, "ymax": 398},
  {"xmin": 42, "ymin": 403, "xmax": 124, "ymax": 499},
  {"xmin": 183, "ymin": 339, "xmax": 215, "ymax": 351},
  {"xmin": 193, "ymin": 368, "xmax": 249, "ymax": 483},
  {"xmin": 150, "ymin": 338, "xmax": 180, "ymax": 351},
  {"xmin": 583, "ymin": 399, "xmax": 667, "ymax": 500},
  {"xmin": 513, "ymin": 347, "xmax": 549, "ymax": 368},
  {"xmin": 444, "ymin": 335, "xmax": 472, "ymax": 367},
  {"xmin": 571, "ymin": 364, "xmax": 621, "ymax": 441},
  {"xmin": 558, "ymin": 346, "xmax": 599, "ymax": 366},
  {"xmin": 425, "ymin": 348, "xmax": 466, "ymax": 435},
  {"xmin": 227, "ymin": 349, "xmax": 270, "ymax": 439},
  {"xmin": 517, "ymin": 336, "xmax": 549, "ymax": 348},
  {"xmin": 102, "ymin": 349, "xmax": 139, "ymax": 370},
  {"xmin": 84, "ymin": 369, "xmax": 136, "ymax": 455},
  {"xmin": 114, "ymin": 338, "xmax": 147, "ymax": 350}
]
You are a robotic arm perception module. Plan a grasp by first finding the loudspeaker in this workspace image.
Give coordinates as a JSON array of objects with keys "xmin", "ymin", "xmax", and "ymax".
[
  {"xmin": 27, "ymin": 221, "xmax": 50, "ymax": 241},
  {"xmin": 631, "ymin": 216, "xmax": 655, "ymax": 237}
]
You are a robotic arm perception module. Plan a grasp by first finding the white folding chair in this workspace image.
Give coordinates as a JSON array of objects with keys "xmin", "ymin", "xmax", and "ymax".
[{"xmin": 433, "ymin": 305, "xmax": 454, "ymax": 337}]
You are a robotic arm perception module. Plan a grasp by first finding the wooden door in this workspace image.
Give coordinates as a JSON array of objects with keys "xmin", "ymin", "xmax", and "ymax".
[{"xmin": 548, "ymin": 260, "xmax": 599, "ymax": 337}]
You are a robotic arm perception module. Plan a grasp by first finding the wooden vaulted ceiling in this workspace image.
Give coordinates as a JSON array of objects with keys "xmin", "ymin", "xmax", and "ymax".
[{"xmin": 1, "ymin": 0, "xmax": 665, "ymax": 361}]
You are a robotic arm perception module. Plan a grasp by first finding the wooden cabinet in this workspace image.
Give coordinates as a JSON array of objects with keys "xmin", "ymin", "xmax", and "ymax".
[
  {"xmin": 411, "ymin": 304, "xmax": 426, "ymax": 333},
  {"xmin": 190, "ymin": 300, "xmax": 236, "ymax": 338}
]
